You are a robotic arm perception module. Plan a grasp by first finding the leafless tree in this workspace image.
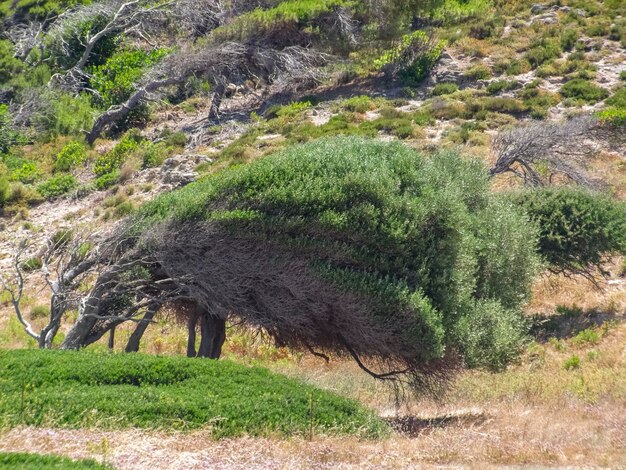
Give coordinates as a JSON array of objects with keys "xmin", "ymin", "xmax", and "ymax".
[
  {"xmin": 490, "ymin": 115, "xmax": 603, "ymax": 188},
  {"xmin": 85, "ymin": 43, "xmax": 328, "ymax": 143},
  {"xmin": 1, "ymin": 233, "xmax": 96, "ymax": 348},
  {"xmin": 46, "ymin": 0, "xmax": 172, "ymax": 91}
]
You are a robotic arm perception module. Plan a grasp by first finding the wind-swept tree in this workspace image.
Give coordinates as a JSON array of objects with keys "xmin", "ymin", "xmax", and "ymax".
[{"xmin": 55, "ymin": 137, "xmax": 542, "ymax": 389}]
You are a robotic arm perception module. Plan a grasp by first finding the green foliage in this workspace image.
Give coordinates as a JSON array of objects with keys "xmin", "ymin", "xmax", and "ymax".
[
  {"xmin": 464, "ymin": 63, "xmax": 491, "ymax": 80},
  {"xmin": 432, "ymin": 82, "xmax": 458, "ymax": 95},
  {"xmin": 54, "ymin": 141, "xmax": 88, "ymax": 172},
  {"xmin": 37, "ymin": 174, "xmax": 78, "ymax": 199},
  {"xmin": 572, "ymin": 328, "xmax": 601, "ymax": 346},
  {"xmin": 512, "ymin": 188, "xmax": 626, "ymax": 275},
  {"xmin": 30, "ymin": 305, "xmax": 51, "ymax": 319},
  {"xmin": 560, "ymin": 29, "xmax": 579, "ymax": 51},
  {"xmin": 486, "ymin": 80, "xmax": 520, "ymax": 95},
  {"xmin": 135, "ymin": 137, "xmax": 541, "ymax": 370},
  {"xmin": 524, "ymin": 39, "xmax": 562, "ymax": 69},
  {"xmin": 90, "ymin": 49, "xmax": 169, "ymax": 108},
  {"xmin": 48, "ymin": 13, "xmax": 119, "ymax": 70},
  {"xmin": 0, "ymin": 40, "xmax": 24, "ymax": 82},
  {"xmin": 4, "ymin": 156, "xmax": 42, "ymax": 184},
  {"xmin": 213, "ymin": 0, "xmax": 348, "ymax": 41},
  {"xmin": 560, "ymin": 79, "xmax": 609, "ymax": 104},
  {"xmin": 0, "ymin": 453, "xmax": 112, "ymax": 470},
  {"xmin": 0, "ymin": 349, "xmax": 387, "ymax": 437},
  {"xmin": 0, "ymin": 0, "xmax": 89, "ymax": 21},
  {"xmin": 605, "ymin": 87, "xmax": 626, "ymax": 109},
  {"xmin": 339, "ymin": 96, "xmax": 376, "ymax": 113},
  {"xmin": 563, "ymin": 354, "xmax": 581, "ymax": 370},
  {"xmin": 454, "ymin": 299, "xmax": 528, "ymax": 370},
  {"xmin": 375, "ymin": 31, "xmax": 445, "ymax": 86},
  {"xmin": 598, "ymin": 107, "xmax": 626, "ymax": 126},
  {"xmin": 32, "ymin": 93, "xmax": 94, "ymax": 138},
  {"xmin": 93, "ymin": 131, "xmax": 143, "ymax": 176},
  {"xmin": 94, "ymin": 171, "xmax": 120, "ymax": 190},
  {"xmin": 20, "ymin": 256, "xmax": 42, "ymax": 272},
  {"xmin": 0, "ymin": 105, "xmax": 22, "ymax": 154}
]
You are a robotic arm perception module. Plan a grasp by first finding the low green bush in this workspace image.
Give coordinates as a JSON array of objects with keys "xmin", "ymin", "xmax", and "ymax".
[
  {"xmin": 605, "ymin": 87, "xmax": 626, "ymax": 108},
  {"xmin": 0, "ymin": 349, "xmax": 387, "ymax": 438},
  {"xmin": 54, "ymin": 141, "xmax": 88, "ymax": 173},
  {"xmin": 30, "ymin": 305, "xmax": 50, "ymax": 319},
  {"xmin": 560, "ymin": 79, "xmax": 609, "ymax": 104},
  {"xmin": 37, "ymin": 174, "xmax": 78, "ymax": 199},
  {"xmin": 94, "ymin": 171, "xmax": 120, "ymax": 190},
  {"xmin": 0, "ymin": 452, "xmax": 113, "ymax": 469},
  {"xmin": 93, "ymin": 131, "xmax": 143, "ymax": 176},
  {"xmin": 525, "ymin": 39, "xmax": 562, "ymax": 69},
  {"xmin": 486, "ymin": 80, "xmax": 520, "ymax": 95},
  {"xmin": 90, "ymin": 49, "xmax": 169, "ymax": 108},
  {"xmin": 464, "ymin": 63, "xmax": 492, "ymax": 80},
  {"xmin": 20, "ymin": 256, "xmax": 42, "ymax": 272},
  {"xmin": 432, "ymin": 82, "xmax": 459, "ymax": 96},
  {"xmin": 454, "ymin": 299, "xmax": 528, "ymax": 370}
]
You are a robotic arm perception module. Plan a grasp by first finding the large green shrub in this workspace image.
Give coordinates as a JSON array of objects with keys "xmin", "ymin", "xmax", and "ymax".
[
  {"xmin": 512, "ymin": 188, "xmax": 626, "ymax": 276},
  {"xmin": 134, "ymin": 137, "xmax": 541, "ymax": 371}
]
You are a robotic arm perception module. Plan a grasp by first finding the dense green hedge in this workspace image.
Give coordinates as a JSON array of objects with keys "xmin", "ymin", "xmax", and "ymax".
[{"xmin": 0, "ymin": 349, "xmax": 387, "ymax": 438}]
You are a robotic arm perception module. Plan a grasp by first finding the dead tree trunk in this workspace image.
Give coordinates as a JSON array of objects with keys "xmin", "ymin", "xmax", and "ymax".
[{"xmin": 207, "ymin": 83, "xmax": 225, "ymax": 123}]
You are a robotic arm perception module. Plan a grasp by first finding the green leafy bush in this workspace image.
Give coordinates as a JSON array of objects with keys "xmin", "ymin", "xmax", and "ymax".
[
  {"xmin": 454, "ymin": 299, "xmax": 528, "ymax": 370},
  {"xmin": 560, "ymin": 79, "xmax": 609, "ymax": 104},
  {"xmin": 486, "ymin": 80, "xmax": 520, "ymax": 95},
  {"xmin": 20, "ymin": 256, "xmax": 42, "ymax": 272},
  {"xmin": 512, "ymin": 188, "xmax": 626, "ymax": 276},
  {"xmin": 598, "ymin": 107, "xmax": 626, "ymax": 126},
  {"xmin": 90, "ymin": 49, "xmax": 169, "ymax": 108},
  {"xmin": 605, "ymin": 87, "xmax": 626, "ymax": 108},
  {"xmin": 0, "ymin": 349, "xmax": 387, "ymax": 438},
  {"xmin": 54, "ymin": 141, "xmax": 88, "ymax": 172},
  {"xmin": 525, "ymin": 39, "xmax": 562, "ymax": 69},
  {"xmin": 464, "ymin": 63, "xmax": 492, "ymax": 80},
  {"xmin": 37, "ymin": 174, "xmax": 78, "ymax": 199},
  {"xmin": 93, "ymin": 131, "xmax": 143, "ymax": 176},
  {"xmin": 30, "ymin": 305, "xmax": 51, "ymax": 319},
  {"xmin": 32, "ymin": 93, "xmax": 94, "ymax": 138},
  {"xmin": 432, "ymin": 82, "xmax": 459, "ymax": 95},
  {"xmin": 0, "ymin": 40, "xmax": 24, "ymax": 82},
  {"xmin": 94, "ymin": 171, "xmax": 120, "ymax": 190},
  {"xmin": 375, "ymin": 31, "xmax": 445, "ymax": 86}
]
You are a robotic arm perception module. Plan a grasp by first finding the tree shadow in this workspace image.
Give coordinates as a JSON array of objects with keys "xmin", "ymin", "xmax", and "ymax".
[
  {"xmin": 384, "ymin": 410, "xmax": 488, "ymax": 438},
  {"xmin": 530, "ymin": 305, "xmax": 622, "ymax": 342}
]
